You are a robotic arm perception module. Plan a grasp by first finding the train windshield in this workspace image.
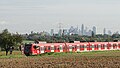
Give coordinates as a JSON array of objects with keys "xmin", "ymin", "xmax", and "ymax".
[{"xmin": 24, "ymin": 44, "xmax": 32, "ymax": 53}]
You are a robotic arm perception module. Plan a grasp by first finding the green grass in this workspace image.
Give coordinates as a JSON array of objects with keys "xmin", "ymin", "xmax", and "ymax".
[
  {"xmin": 38, "ymin": 50, "xmax": 120, "ymax": 58},
  {"xmin": 0, "ymin": 51, "xmax": 25, "ymax": 58},
  {"xmin": 0, "ymin": 50, "xmax": 120, "ymax": 58}
]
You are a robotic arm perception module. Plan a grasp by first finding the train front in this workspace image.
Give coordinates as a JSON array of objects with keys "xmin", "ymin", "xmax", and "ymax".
[{"xmin": 24, "ymin": 44, "xmax": 32, "ymax": 56}]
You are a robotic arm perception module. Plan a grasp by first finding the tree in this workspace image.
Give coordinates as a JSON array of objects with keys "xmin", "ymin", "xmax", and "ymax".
[{"xmin": 0, "ymin": 29, "xmax": 23, "ymax": 55}]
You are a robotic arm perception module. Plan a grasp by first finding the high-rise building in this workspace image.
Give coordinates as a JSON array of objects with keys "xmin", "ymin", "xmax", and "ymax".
[
  {"xmin": 103, "ymin": 28, "xmax": 106, "ymax": 35},
  {"xmin": 63, "ymin": 29, "xmax": 68, "ymax": 35},
  {"xmin": 81, "ymin": 24, "xmax": 84, "ymax": 35},
  {"xmin": 88, "ymin": 29, "xmax": 92, "ymax": 36},
  {"xmin": 69, "ymin": 26, "xmax": 75, "ymax": 35},
  {"xmin": 108, "ymin": 30, "xmax": 112, "ymax": 35},
  {"xmin": 93, "ymin": 26, "xmax": 96, "ymax": 35},
  {"xmin": 58, "ymin": 29, "xmax": 62, "ymax": 36},
  {"xmin": 50, "ymin": 29, "xmax": 54, "ymax": 36},
  {"xmin": 78, "ymin": 29, "xmax": 81, "ymax": 35}
]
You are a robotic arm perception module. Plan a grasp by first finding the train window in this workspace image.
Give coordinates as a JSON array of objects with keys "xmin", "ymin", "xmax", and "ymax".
[
  {"xmin": 90, "ymin": 45, "xmax": 92, "ymax": 48},
  {"xmin": 41, "ymin": 47, "xmax": 44, "ymax": 51},
  {"xmin": 119, "ymin": 44, "xmax": 120, "ymax": 46},
  {"xmin": 75, "ymin": 45, "xmax": 77, "ymax": 49},
  {"xmin": 58, "ymin": 47, "xmax": 59, "ymax": 50},
  {"xmin": 60, "ymin": 46, "xmax": 62, "ymax": 50},
  {"xmin": 44, "ymin": 46, "xmax": 47, "ymax": 50},
  {"xmin": 101, "ymin": 44, "xmax": 104, "ymax": 48},
  {"xmin": 95, "ymin": 45, "xmax": 98, "ymax": 48},
  {"xmin": 48, "ymin": 46, "xmax": 50, "ymax": 50},
  {"xmin": 80, "ymin": 45, "xmax": 84, "ymax": 48},
  {"xmin": 33, "ymin": 45, "xmax": 39, "ymax": 49},
  {"xmin": 54, "ymin": 46, "xmax": 56, "ymax": 50}
]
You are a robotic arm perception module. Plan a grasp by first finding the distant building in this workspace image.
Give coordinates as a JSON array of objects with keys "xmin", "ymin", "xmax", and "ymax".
[
  {"xmin": 50, "ymin": 29, "xmax": 54, "ymax": 36},
  {"xmin": 69, "ymin": 26, "xmax": 75, "ymax": 35},
  {"xmin": 63, "ymin": 29, "xmax": 68, "ymax": 35},
  {"xmin": 58, "ymin": 29, "xmax": 62, "ymax": 36},
  {"xmin": 88, "ymin": 29, "xmax": 92, "ymax": 36},
  {"xmin": 103, "ymin": 28, "xmax": 106, "ymax": 35},
  {"xmin": 108, "ymin": 30, "xmax": 112, "ymax": 35},
  {"xmin": 78, "ymin": 29, "xmax": 81, "ymax": 35},
  {"xmin": 93, "ymin": 26, "xmax": 96, "ymax": 35},
  {"xmin": 81, "ymin": 24, "xmax": 84, "ymax": 35}
]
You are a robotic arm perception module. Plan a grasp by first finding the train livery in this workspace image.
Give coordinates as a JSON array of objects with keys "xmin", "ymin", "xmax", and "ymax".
[{"xmin": 24, "ymin": 42, "xmax": 120, "ymax": 56}]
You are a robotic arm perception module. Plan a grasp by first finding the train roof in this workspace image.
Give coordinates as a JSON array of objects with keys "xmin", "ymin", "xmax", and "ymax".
[{"xmin": 31, "ymin": 42, "xmax": 120, "ymax": 46}]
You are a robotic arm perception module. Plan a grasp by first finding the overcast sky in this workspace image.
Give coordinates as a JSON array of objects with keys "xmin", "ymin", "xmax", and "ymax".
[{"xmin": 0, "ymin": 0, "xmax": 120, "ymax": 34}]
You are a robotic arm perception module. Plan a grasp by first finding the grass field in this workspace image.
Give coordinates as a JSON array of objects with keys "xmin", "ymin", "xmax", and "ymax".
[{"xmin": 0, "ymin": 50, "xmax": 120, "ymax": 68}]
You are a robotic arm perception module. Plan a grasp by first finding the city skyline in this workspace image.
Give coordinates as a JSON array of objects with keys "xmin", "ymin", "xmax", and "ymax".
[
  {"xmin": 0, "ymin": 0, "xmax": 120, "ymax": 34},
  {"xmin": 50, "ymin": 24, "xmax": 114, "ymax": 36}
]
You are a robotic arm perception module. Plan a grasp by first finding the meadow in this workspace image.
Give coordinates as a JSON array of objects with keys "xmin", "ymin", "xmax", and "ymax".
[{"xmin": 0, "ymin": 50, "xmax": 120, "ymax": 68}]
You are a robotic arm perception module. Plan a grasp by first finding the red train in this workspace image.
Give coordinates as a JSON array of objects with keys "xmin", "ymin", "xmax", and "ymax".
[{"xmin": 24, "ymin": 42, "xmax": 120, "ymax": 56}]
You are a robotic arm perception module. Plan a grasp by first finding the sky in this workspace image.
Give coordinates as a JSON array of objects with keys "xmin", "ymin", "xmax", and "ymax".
[{"xmin": 0, "ymin": 0, "xmax": 120, "ymax": 34}]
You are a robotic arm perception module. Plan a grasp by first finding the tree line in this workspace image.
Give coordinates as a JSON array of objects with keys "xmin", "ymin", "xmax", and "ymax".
[{"xmin": 25, "ymin": 33, "xmax": 120, "ymax": 43}]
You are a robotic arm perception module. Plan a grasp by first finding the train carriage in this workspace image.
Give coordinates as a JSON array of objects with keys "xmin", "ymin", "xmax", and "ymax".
[{"xmin": 24, "ymin": 42, "xmax": 120, "ymax": 56}]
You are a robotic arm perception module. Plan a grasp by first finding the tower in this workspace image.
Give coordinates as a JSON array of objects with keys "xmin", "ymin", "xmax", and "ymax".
[
  {"xmin": 103, "ymin": 28, "xmax": 106, "ymax": 35},
  {"xmin": 50, "ymin": 29, "xmax": 54, "ymax": 36},
  {"xmin": 81, "ymin": 24, "xmax": 84, "ymax": 35},
  {"xmin": 93, "ymin": 26, "xmax": 96, "ymax": 35}
]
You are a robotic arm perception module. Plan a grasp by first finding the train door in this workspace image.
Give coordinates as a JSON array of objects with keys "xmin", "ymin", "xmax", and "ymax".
[
  {"xmin": 98, "ymin": 44, "xmax": 101, "ymax": 50},
  {"xmin": 51, "ymin": 45, "xmax": 54, "ymax": 52},
  {"xmin": 91, "ymin": 44, "xmax": 95, "ymax": 51},
  {"xmin": 84, "ymin": 44, "xmax": 87, "ymax": 51},
  {"xmin": 104, "ymin": 44, "xmax": 107, "ymax": 50},
  {"xmin": 110, "ymin": 43, "xmax": 113, "ymax": 50},
  {"xmin": 40, "ymin": 46, "xmax": 44, "ymax": 54},
  {"xmin": 69, "ymin": 45, "xmax": 72, "ymax": 52},
  {"xmin": 60, "ymin": 45, "xmax": 63, "ymax": 52},
  {"xmin": 77, "ymin": 44, "xmax": 80, "ymax": 52}
]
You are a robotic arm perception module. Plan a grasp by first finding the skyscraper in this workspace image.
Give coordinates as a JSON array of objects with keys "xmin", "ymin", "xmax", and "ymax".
[
  {"xmin": 81, "ymin": 24, "xmax": 84, "ymax": 35},
  {"xmin": 103, "ymin": 28, "xmax": 106, "ymax": 35},
  {"xmin": 58, "ymin": 29, "xmax": 62, "ymax": 36},
  {"xmin": 63, "ymin": 29, "xmax": 68, "ymax": 35},
  {"xmin": 50, "ymin": 29, "xmax": 54, "ymax": 36},
  {"xmin": 93, "ymin": 26, "xmax": 96, "ymax": 35},
  {"xmin": 108, "ymin": 30, "xmax": 112, "ymax": 35}
]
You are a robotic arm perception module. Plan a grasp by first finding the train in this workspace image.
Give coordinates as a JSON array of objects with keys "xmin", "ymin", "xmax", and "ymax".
[{"xmin": 24, "ymin": 41, "xmax": 120, "ymax": 56}]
